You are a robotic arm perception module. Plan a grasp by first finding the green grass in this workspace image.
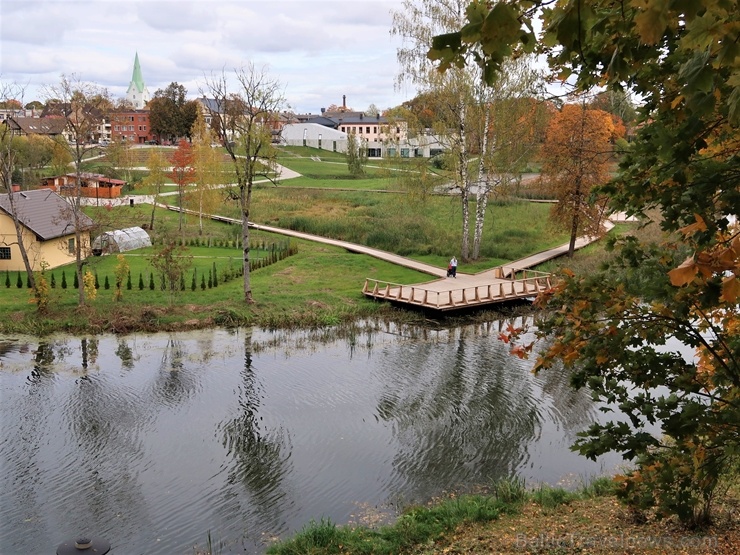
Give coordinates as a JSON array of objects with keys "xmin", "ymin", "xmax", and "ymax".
[
  {"xmin": 266, "ymin": 477, "xmax": 615, "ymax": 555},
  {"xmin": 0, "ymin": 233, "xmax": 429, "ymax": 334},
  {"xmin": 3, "ymin": 147, "xmax": 579, "ymax": 333}
]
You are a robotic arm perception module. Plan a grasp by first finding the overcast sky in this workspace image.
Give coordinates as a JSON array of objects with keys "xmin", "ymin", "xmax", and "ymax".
[{"xmin": 1, "ymin": 0, "xmax": 418, "ymax": 113}]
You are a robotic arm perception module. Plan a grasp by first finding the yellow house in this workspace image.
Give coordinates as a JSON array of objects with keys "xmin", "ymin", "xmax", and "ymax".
[{"xmin": 0, "ymin": 190, "xmax": 94, "ymax": 272}]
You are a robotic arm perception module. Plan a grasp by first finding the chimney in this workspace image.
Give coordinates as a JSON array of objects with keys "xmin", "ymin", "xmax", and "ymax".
[
  {"xmin": 321, "ymin": 107, "xmax": 325, "ymax": 114},
  {"xmin": 360, "ymin": 113, "xmax": 363, "ymax": 120},
  {"xmin": 342, "ymin": 95, "xmax": 346, "ymax": 109}
]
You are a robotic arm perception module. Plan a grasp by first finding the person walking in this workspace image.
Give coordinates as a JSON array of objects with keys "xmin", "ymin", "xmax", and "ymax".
[{"xmin": 449, "ymin": 256, "xmax": 458, "ymax": 278}]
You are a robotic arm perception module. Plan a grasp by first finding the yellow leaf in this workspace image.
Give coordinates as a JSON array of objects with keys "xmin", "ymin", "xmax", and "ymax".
[
  {"xmin": 721, "ymin": 275, "xmax": 740, "ymax": 303},
  {"xmin": 668, "ymin": 256, "xmax": 698, "ymax": 286},
  {"xmin": 671, "ymin": 95, "xmax": 684, "ymax": 109}
]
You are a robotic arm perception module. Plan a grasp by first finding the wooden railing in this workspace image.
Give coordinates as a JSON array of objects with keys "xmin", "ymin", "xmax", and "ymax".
[{"xmin": 363, "ymin": 274, "xmax": 553, "ymax": 309}]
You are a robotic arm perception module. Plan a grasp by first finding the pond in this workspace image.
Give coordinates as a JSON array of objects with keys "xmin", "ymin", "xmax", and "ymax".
[{"xmin": 0, "ymin": 320, "xmax": 621, "ymax": 554}]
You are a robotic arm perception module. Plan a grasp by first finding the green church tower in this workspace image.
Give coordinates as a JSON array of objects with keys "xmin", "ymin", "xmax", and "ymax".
[{"xmin": 126, "ymin": 52, "xmax": 150, "ymax": 109}]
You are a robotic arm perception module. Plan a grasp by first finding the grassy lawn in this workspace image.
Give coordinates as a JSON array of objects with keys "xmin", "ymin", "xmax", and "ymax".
[
  {"xmin": 206, "ymin": 189, "xmax": 568, "ymax": 270},
  {"xmin": 3, "ymin": 145, "xmax": 575, "ymax": 333},
  {"xmin": 0, "ymin": 234, "xmax": 428, "ymax": 334}
]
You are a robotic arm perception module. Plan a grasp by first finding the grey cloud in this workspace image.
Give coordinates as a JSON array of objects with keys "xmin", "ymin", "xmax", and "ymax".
[{"xmin": 137, "ymin": 2, "xmax": 218, "ymax": 32}]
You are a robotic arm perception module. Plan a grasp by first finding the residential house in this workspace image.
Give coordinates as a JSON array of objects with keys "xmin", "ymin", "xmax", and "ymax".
[
  {"xmin": 0, "ymin": 189, "xmax": 94, "ymax": 271},
  {"xmin": 40, "ymin": 173, "xmax": 126, "ymax": 199},
  {"xmin": 5, "ymin": 116, "xmax": 68, "ymax": 139}
]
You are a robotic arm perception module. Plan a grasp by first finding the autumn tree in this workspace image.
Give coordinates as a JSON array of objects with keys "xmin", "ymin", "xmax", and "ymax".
[
  {"xmin": 346, "ymin": 131, "xmax": 367, "ymax": 177},
  {"xmin": 364, "ymin": 103, "xmax": 380, "ymax": 117},
  {"xmin": 433, "ymin": 0, "xmax": 740, "ymax": 525},
  {"xmin": 0, "ymin": 81, "xmax": 37, "ymax": 295},
  {"xmin": 11, "ymin": 134, "xmax": 55, "ymax": 188},
  {"xmin": 50, "ymin": 137, "xmax": 73, "ymax": 175},
  {"xmin": 204, "ymin": 64, "xmax": 285, "ymax": 303},
  {"xmin": 169, "ymin": 139, "xmax": 195, "ymax": 233},
  {"xmin": 393, "ymin": 0, "xmax": 544, "ymax": 261},
  {"xmin": 392, "ymin": 0, "xmax": 478, "ymax": 260},
  {"xmin": 540, "ymin": 103, "xmax": 613, "ymax": 257},
  {"xmin": 149, "ymin": 82, "xmax": 199, "ymax": 142},
  {"xmin": 143, "ymin": 149, "xmax": 170, "ymax": 230},
  {"xmin": 103, "ymin": 137, "xmax": 132, "ymax": 182},
  {"xmin": 468, "ymin": 57, "xmax": 546, "ymax": 259},
  {"xmin": 45, "ymin": 75, "xmax": 110, "ymax": 307},
  {"xmin": 149, "ymin": 233, "xmax": 192, "ymax": 305},
  {"xmin": 190, "ymin": 110, "xmax": 223, "ymax": 234}
]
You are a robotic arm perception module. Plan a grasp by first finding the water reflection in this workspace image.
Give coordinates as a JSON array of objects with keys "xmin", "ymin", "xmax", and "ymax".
[
  {"xmin": 215, "ymin": 331, "xmax": 293, "ymax": 541},
  {"xmin": 376, "ymin": 323, "xmax": 543, "ymax": 500},
  {"xmin": 0, "ymin": 323, "xmax": 619, "ymax": 555}
]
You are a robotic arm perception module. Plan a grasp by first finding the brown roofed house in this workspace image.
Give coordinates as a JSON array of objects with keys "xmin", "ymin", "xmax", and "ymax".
[
  {"xmin": 0, "ymin": 189, "xmax": 94, "ymax": 271},
  {"xmin": 5, "ymin": 116, "xmax": 68, "ymax": 138}
]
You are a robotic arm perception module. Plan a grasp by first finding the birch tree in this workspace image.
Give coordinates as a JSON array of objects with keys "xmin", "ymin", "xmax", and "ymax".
[
  {"xmin": 45, "ymin": 75, "xmax": 110, "ymax": 307},
  {"xmin": 392, "ymin": 0, "xmax": 542, "ymax": 260},
  {"xmin": 143, "ymin": 149, "xmax": 169, "ymax": 230},
  {"xmin": 469, "ymin": 57, "xmax": 546, "ymax": 259},
  {"xmin": 190, "ymin": 111, "xmax": 223, "ymax": 235},
  {"xmin": 392, "ymin": 0, "xmax": 475, "ymax": 259},
  {"xmin": 203, "ymin": 64, "xmax": 285, "ymax": 303}
]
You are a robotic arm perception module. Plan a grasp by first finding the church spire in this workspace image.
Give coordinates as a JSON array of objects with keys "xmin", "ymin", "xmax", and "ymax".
[
  {"xmin": 130, "ymin": 52, "xmax": 145, "ymax": 93},
  {"xmin": 126, "ymin": 52, "xmax": 150, "ymax": 109}
]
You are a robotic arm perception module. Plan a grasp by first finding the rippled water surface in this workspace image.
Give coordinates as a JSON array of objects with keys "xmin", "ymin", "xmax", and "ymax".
[{"xmin": 0, "ymin": 322, "xmax": 619, "ymax": 554}]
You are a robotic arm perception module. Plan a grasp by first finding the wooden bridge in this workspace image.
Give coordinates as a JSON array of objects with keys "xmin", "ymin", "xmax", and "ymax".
[{"xmin": 363, "ymin": 267, "xmax": 553, "ymax": 312}]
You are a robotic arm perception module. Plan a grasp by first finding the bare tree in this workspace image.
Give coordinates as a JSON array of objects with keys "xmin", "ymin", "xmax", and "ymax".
[
  {"xmin": 203, "ymin": 64, "xmax": 285, "ymax": 302},
  {"xmin": 0, "ymin": 81, "xmax": 37, "ymax": 292},
  {"xmin": 45, "ymin": 75, "xmax": 110, "ymax": 306}
]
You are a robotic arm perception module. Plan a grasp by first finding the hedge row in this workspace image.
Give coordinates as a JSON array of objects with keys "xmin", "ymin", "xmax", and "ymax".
[{"xmin": 3, "ymin": 241, "xmax": 298, "ymax": 291}]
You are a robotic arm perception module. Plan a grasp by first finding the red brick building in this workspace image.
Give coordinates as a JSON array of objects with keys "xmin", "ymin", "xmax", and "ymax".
[{"xmin": 110, "ymin": 110, "xmax": 155, "ymax": 144}]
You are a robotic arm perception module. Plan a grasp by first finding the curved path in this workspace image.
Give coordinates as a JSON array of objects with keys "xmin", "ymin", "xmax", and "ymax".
[{"xmin": 95, "ymin": 158, "xmax": 630, "ymax": 282}]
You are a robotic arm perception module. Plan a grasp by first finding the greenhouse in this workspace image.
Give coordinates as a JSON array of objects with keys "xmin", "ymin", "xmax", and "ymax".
[{"xmin": 92, "ymin": 226, "xmax": 152, "ymax": 256}]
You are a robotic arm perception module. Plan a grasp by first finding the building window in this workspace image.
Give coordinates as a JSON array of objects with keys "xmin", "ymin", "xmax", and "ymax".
[
  {"xmin": 400, "ymin": 148, "xmax": 410, "ymax": 158},
  {"xmin": 341, "ymin": 127, "xmax": 345, "ymax": 132},
  {"xmin": 373, "ymin": 127, "xmax": 377, "ymax": 134},
  {"xmin": 366, "ymin": 127, "xmax": 370, "ymax": 134},
  {"xmin": 114, "ymin": 125, "xmax": 120, "ymax": 131},
  {"xmin": 68, "ymin": 238, "xmax": 75, "ymax": 254},
  {"xmin": 0, "ymin": 247, "xmax": 10, "ymax": 260}
]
